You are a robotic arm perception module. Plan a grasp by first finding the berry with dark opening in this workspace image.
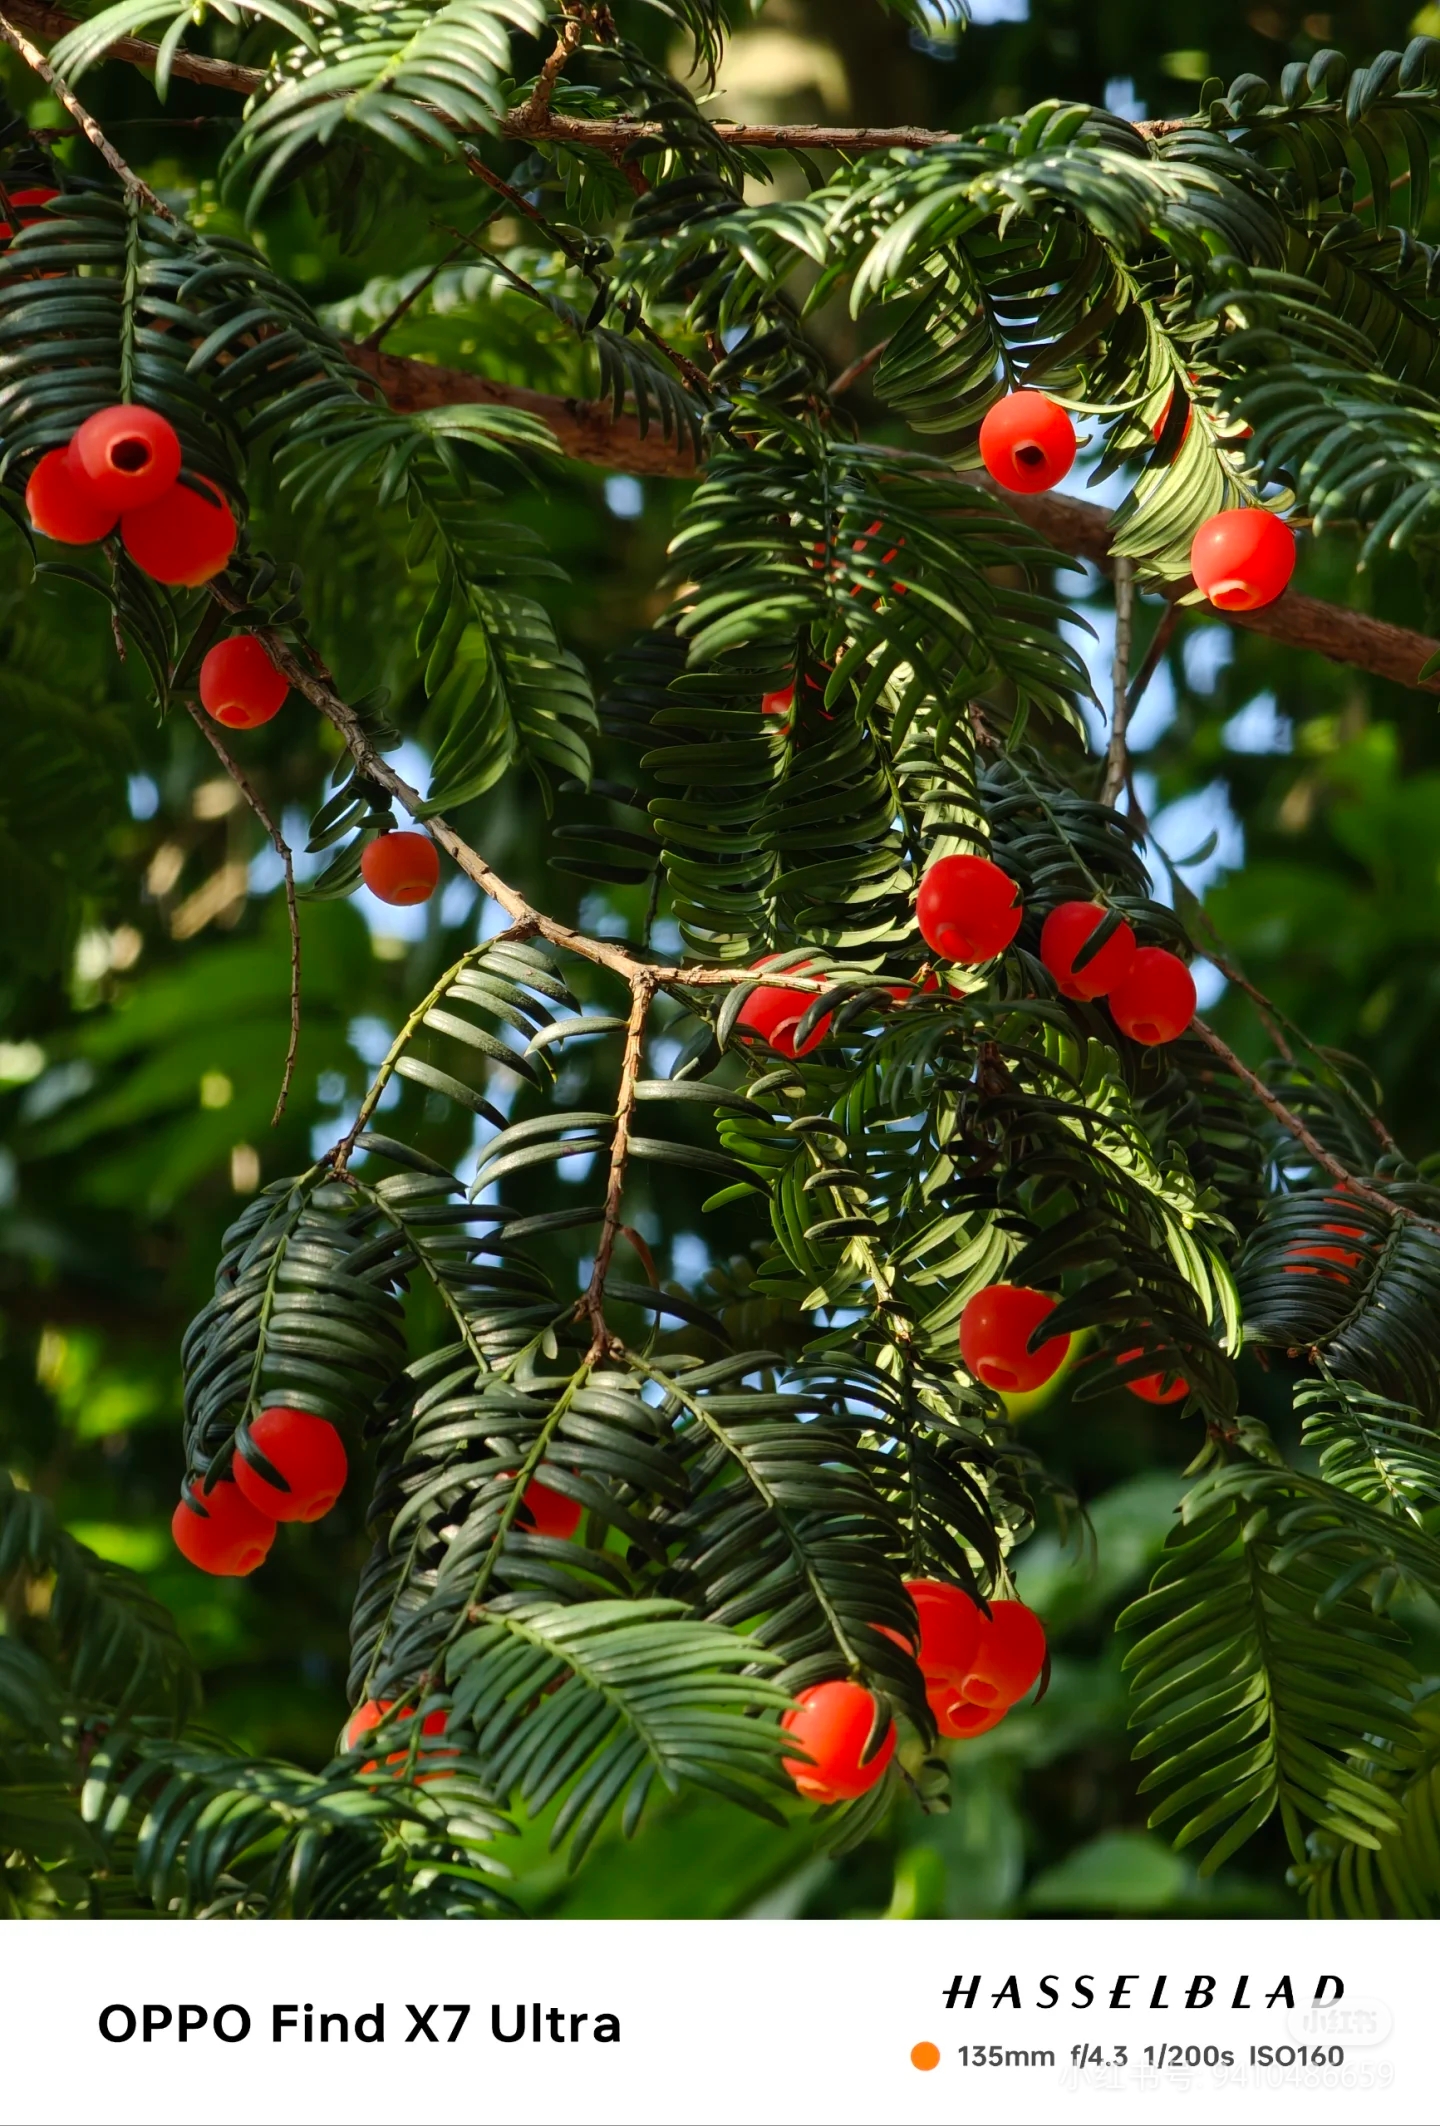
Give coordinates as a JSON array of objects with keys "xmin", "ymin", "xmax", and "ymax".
[
  {"xmin": 927, "ymin": 1682, "xmax": 1008, "ymax": 1741},
  {"xmin": 71, "ymin": 404, "xmax": 181, "ymax": 512},
  {"xmin": 1039, "ymin": 901, "xmax": 1137, "ymax": 1001},
  {"xmin": 960, "ymin": 1283, "xmax": 1070, "ymax": 1395},
  {"xmin": 916, "ymin": 853, "xmax": 1022, "ymax": 964},
  {"xmin": 518, "ymin": 1473, "xmax": 583, "ymax": 1540},
  {"xmin": 978, "ymin": 391, "xmax": 1076, "ymax": 494},
  {"xmin": 781, "ymin": 1679, "xmax": 896, "ymax": 1803},
  {"xmin": 121, "ymin": 475, "xmax": 236, "ymax": 586},
  {"xmin": 171, "ymin": 1479, "xmax": 275, "ymax": 1576},
  {"xmin": 1108, "ymin": 947, "xmax": 1197, "ymax": 1046},
  {"xmin": 25, "ymin": 448, "xmax": 116, "ymax": 545},
  {"xmin": 233, "ymin": 1406, "xmax": 348, "ymax": 1523},
  {"xmin": 904, "ymin": 1578, "xmax": 983, "ymax": 1686},
  {"xmin": 736, "ymin": 955, "xmax": 831, "ymax": 1057},
  {"xmin": 1190, "ymin": 509, "xmax": 1295, "ymax": 612},
  {"xmin": 361, "ymin": 831, "xmax": 440, "ymax": 906},
  {"xmin": 199, "ymin": 635, "xmax": 288, "ymax": 729},
  {"xmin": 1117, "ymin": 1348, "xmax": 1189, "ymax": 1405},
  {"xmin": 959, "ymin": 1599, "xmax": 1046, "ymax": 1710}
]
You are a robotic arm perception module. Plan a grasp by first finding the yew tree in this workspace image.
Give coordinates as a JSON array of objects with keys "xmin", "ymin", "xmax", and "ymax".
[{"xmin": 3, "ymin": 0, "xmax": 1440, "ymax": 1920}]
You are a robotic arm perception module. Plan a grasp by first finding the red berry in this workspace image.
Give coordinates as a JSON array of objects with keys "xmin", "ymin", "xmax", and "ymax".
[
  {"xmin": 361, "ymin": 831, "xmax": 440, "ymax": 906},
  {"xmin": 958, "ymin": 1599, "xmax": 1046, "ymax": 1710},
  {"xmin": 344, "ymin": 1698, "xmax": 451, "ymax": 1774},
  {"xmin": 233, "ymin": 1406, "xmax": 347, "ymax": 1523},
  {"xmin": 960, "ymin": 1283, "xmax": 1069, "ymax": 1395},
  {"xmin": 0, "ymin": 186, "xmax": 59, "ymax": 240},
  {"xmin": 1109, "ymin": 947, "xmax": 1197, "ymax": 1046},
  {"xmin": 736, "ymin": 955, "xmax": 831, "ymax": 1057},
  {"xmin": 761, "ymin": 685, "xmax": 794, "ymax": 719},
  {"xmin": 1039, "ymin": 902, "xmax": 1137, "ymax": 1001},
  {"xmin": 904, "ymin": 1579, "xmax": 983, "ymax": 1686},
  {"xmin": 978, "ymin": 391, "xmax": 1076, "ymax": 494},
  {"xmin": 199, "ymin": 635, "xmax": 288, "ymax": 729},
  {"xmin": 519, "ymin": 1473, "xmax": 583, "ymax": 1540},
  {"xmin": 926, "ymin": 1681, "xmax": 1008, "ymax": 1741},
  {"xmin": 121, "ymin": 474, "xmax": 236, "ymax": 586},
  {"xmin": 71, "ymin": 404, "xmax": 181, "ymax": 512},
  {"xmin": 171, "ymin": 1478, "xmax": 275, "ymax": 1577},
  {"xmin": 916, "ymin": 853, "xmax": 1022, "ymax": 964},
  {"xmin": 1283, "ymin": 1241, "xmax": 1363, "ymax": 1280},
  {"xmin": 1190, "ymin": 509, "xmax": 1295, "ymax": 612},
  {"xmin": 1116, "ymin": 1347, "xmax": 1189, "ymax": 1404},
  {"xmin": 781, "ymin": 1679, "xmax": 895, "ymax": 1803},
  {"xmin": 25, "ymin": 447, "xmax": 116, "ymax": 544}
]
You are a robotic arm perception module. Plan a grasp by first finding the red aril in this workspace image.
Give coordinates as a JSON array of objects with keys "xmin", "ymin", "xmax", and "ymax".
[
  {"xmin": 1283, "ymin": 1242, "xmax": 1363, "ymax": 1280},
  {"xmin": 979, "ymin": 391, "xmax": 1076, "ymax": 493},
  {"xmin": 1116, "ymin": 1347, "xmax": 1188, "ymax": 1404},
  {"xmin": 519, "ymin": 1473, "xmax": 583, "ymax": 1540},
  {"xmin": 1040, "ymin": 902, "xmax": 1136, "ymax": 1001},
  {"xmin": 1152, "ymin": 386, "xmax": 1194, "ymax": 445},
  {"xmin": 916, "ymin": 853, "xmax": 1022, "ymax": 963},
  {"xmin": 122, "ymin": 474, "xmax": 236, "ymax": 585},
  {"xmin": 343, "ymin": 1698, "xmax": 452, "ymax": 1774},
  {"xmin": 1109, "ymin": 947, "xmax": 1197, "ymax": 1046},
  {"xmin": 200, "ymin": 635, "xmax": 288, "ymax": 729},
  {"xmin": 0, "ymin": 186, "xmax": 59, "ymax": 241},
  {"xmin": 233, "ymin": 1406, "xmax": 347, "ymax": 1523},
  {"xmin": 761, "ymin": 685, "xmax": 794, "ymax": 719},
  {"xmin": 958, "ymin": 1599, "xmax": 1046, "ymax": 1710},
  {"xmin": 171, "ymin": 1478, "xmax": 275, "ymax": 1576},
  {"xmin": 904, "ymin": 1579, "xmax": 983, "ymax": 1685},
  {"xmin": 25, "ymin": 447, "xmax": 116, "ymax": 545},
  {"xmin": 927, "ymin": 1681, "xmax": 1008, "ymax": 1740},
  {"xmin": 361, "ymin": 831, "xmax": 440, "ymax": 906},
  {"xmin": 959, "ymin": 1284, "xmax": 1069, "ymax": 1395},
  {"xmin": 71, "ymin": 404, "xmax": 181, "ymax": 512},
  {"xmin": 736, "ymin": 955, "xmax": 831, "ymax": 1058},
  {"xmin": 1190, "ymin": 509, "xmax": 1295, "ymax": 611},
  {"xmin": 781, "ymin": 1679, "xmax": 895, "ymax": 1803}
]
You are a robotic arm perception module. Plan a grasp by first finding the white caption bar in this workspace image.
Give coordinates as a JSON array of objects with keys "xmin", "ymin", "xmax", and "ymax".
[{"xmin": 0, "ymin": 1917, "xmax": 1428, "ymax": 2126}]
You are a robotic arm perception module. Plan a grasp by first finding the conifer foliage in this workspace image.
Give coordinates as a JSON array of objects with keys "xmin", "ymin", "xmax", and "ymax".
[{"xmin": 4, "ymin": 0, "xmax": 1440, "ymax": 1918}]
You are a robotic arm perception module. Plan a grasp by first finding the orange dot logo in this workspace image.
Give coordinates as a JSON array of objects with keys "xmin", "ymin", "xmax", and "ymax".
[{"xmin": 911, "ymin": 2041, "xmax": 941, "ymax": 2071}]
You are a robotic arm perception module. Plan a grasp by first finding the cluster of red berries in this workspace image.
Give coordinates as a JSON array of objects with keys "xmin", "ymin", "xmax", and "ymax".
[
  {"xmin": 977, "ymin": 389, "xmax": 1296, "ymax": 611},
  {"xmin": 922, "ymin": 855, "xmax": 1197, "ymax": 1045},
  {"xmin": 780, "ymin": 1582, "xmax": 1046, "ymax": 1802},
  {"xmin": 171, "ymin": 1429, "xmax": 581, "ymax": 1577},
  {"xmin": 958, "ymin": 1280, "xmax": 1188, "ymax": 1405},
  {"xmin": 170, "ymin": 1406, "xmax": 348, "ymax": 1576},
  {"xmin": 739, "ymin": 861, "xmax": 1194, "ymax": 1057},
  {"xmin": 26, "ymin": 404, "xmax": 236, "ymax": 585}
]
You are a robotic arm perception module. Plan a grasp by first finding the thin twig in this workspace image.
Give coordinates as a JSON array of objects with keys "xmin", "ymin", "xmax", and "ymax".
[
  {"xmin": 185, "ymin": 702, "xmax": 301, "ymax": 1124},
  {"xmin": 1191, "ymin": 1016, "xmax": 1411, "ymax": 1224},
  {"xmin": 581, "ymin": 970, "xmax": 654, "ymax": 1359},
  {"xmin": 360, "ymin": 234, "xmax": 473, "ymax": 352},
  {"xmin": 828, "ymin": 337, "xmax": 892, "ymax": 399},
  {"xmin": 1101, "ymin": 555, "xmax": 1135, "ymax": 807},
  {"xmin": 0, "ymin": 10, "xmax": 172, "ymax": 218},
  {"xmin": 462, "ymin": 149, "xmax": 710, "ymax": 398}
]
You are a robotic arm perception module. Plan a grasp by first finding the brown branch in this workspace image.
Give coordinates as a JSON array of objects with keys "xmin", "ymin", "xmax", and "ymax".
[
  {"xmin": 581, "ymin": 969, "xmax": 654, "ymax": 1360},
  {"xmin": 0, "ymin": 7, "xmax": 172, "ymax": 216},
  {"xmin": 1191, "ymin": 1015, "xmax": 1410, "ymax": 1224},
  {"xmin": 1101, "ymin": 554, "xmax": 1135, "ymax": 807},
  {"xmin": 513, "ymin": 1, "xmax": 586, "ymax": 131},
  {"xmin": 0, "ymin": 3, "xmax": 1193, "ymax": 152},
  {"xmin": 338, "ymin": 346, "xmax": 1440, "ymax": 694},
  {"xmin": 827, "ymin": 337, "xmax": 891, "ymax": 399},
  {"xmin": 185, "ymin": 701, "xmax": 301, "ymax": 1124}
]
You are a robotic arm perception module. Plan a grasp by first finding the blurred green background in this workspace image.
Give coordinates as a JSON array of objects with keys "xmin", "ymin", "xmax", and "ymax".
[{"xmin": 4, "ymin": 0, "xmax": 1440, "ymax": 1920}]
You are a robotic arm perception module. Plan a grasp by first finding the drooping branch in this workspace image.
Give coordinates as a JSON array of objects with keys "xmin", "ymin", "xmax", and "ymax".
[
  {"xmin": 581, "ymin": 970, "xmax": 655, "ymax": 1360},
  {"xmin": 0, "ymin": 7, "xmax": 172, "ymax": 215}
]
